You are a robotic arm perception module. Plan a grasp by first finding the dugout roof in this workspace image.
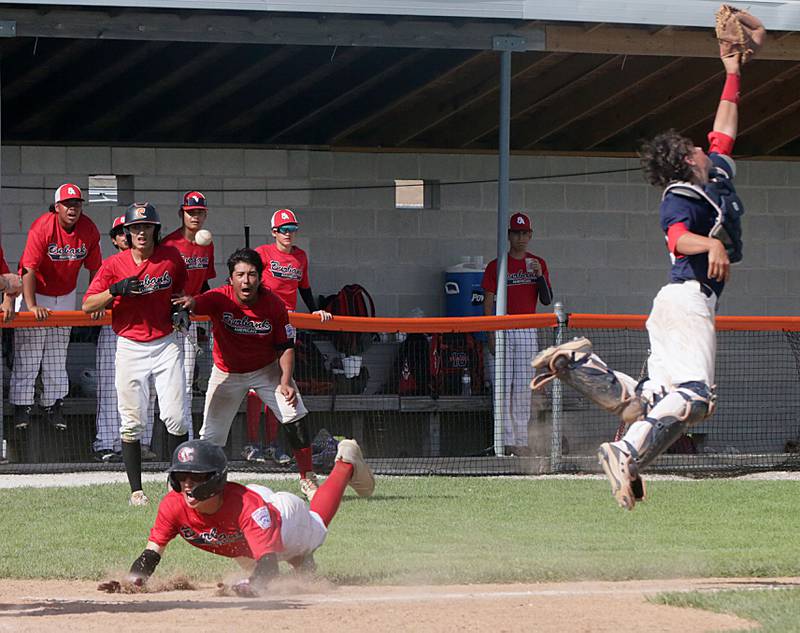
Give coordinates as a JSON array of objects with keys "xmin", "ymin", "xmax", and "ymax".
[{"xmin": 1, "ymin": 1, "xmax": 800, "ymax": 155}]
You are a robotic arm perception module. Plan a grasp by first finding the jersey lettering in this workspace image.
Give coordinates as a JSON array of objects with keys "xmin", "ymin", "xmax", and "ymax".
[
  {"xmin": 47, "ymin": 243, "xmax": 87, "ymax": 261},
  {"xmin": 270, "ymin": 260, "xmax": 303, "ymax": 281},
  {"xmin": 221, "ymin": 312, "xmax": 273, "ymax": 335},
  {"xmin": 179, "ymin": 525, "xmax": 245, "ymax": 547},
  {"xmin": 182, "ymin": 254, "xmax": 210, "ymax": 270},
  {"xmin": 136, "ymin": 271, "xmax": 173, "ymax": 294}
]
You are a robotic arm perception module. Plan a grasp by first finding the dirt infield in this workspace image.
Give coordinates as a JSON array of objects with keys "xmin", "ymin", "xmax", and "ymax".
[{"xmin": 4, "ymin": 577, "xmax": 794, "ymax": 632}]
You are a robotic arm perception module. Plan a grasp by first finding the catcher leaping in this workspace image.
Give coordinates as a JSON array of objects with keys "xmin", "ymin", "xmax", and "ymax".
[{"xmin": 531, "ymin": 5, "xmax": 765, "ymax": 510}]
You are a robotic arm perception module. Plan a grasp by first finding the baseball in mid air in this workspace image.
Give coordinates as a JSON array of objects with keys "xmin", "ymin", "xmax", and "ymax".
[{"xmin": 194, "ymin": 229, "xmax": 213, "ymax": 246}]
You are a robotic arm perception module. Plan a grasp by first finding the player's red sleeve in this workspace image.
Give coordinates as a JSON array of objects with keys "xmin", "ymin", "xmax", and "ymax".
[
  {"xmin": 148, "ymin": 494, "xmax": 182, "ymax": 547},
  {"xmin": 241, "ymin": 502, "xmax": 284, "ymax": 559},
  {"xmin": 0, "ymin": 248, "xmax": 10, "ymax": 275},
  {"xmin": 19, "ymin": 226, "xmax": 45, "ymax": 272},
  {"xmin": 272, "ymin": 299, "xmax": 291, "ymax": 347},
  {"xmin": 667, "ymin": 222, "xmax": 690, "ymax": 255},
  {"xmin": 83, "ymin": 259, "xmax": 116, "ymax": 301},
  {"xmin": 192, "ymin": 289, "xmax": 220, "ymax": 316},
  {"xmin": 480, "ymin": 260, "xmax": 498, "ymax": 294},
  {"xmin": 707, "ymin": 131, "xmax": 734, "ymax": 156}
]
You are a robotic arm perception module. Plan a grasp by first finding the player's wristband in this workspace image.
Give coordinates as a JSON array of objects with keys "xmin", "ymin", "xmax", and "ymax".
[
  {"xmin": 129, "ymin": 549, "xmax": 161, "ymax": 579},
  {"xmin": 721, "ymin": 73, "xmax": 740, "ymax": 104}
]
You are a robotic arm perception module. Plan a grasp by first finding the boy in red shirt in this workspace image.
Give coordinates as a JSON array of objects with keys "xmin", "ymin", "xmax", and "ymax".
[
  {"xmin": 98, "ymin": 437, "xmax": 374, "ymax": 596},
  {"xmin": 174, "ymin": 248, "xmax": 319, "ymax": 501},
  {"xmin": 161, "ymin": 191, "xmax": 217, "ymax": 438},
  {"xmin": 11, "ymin": 183, "xmax": 102, "ymax": 431},
  {"xmin": 482, "ymin": 212, "xmax": 552, "ymax": 456}
]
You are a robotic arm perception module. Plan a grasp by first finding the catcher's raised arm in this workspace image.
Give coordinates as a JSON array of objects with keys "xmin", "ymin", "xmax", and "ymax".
[{"xmin": 715, "ymin": 4, "xmax": 767, "ymax": 64}]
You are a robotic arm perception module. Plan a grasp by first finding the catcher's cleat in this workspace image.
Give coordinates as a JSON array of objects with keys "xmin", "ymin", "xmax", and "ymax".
[
  {"xmin": 299, "ymin": 473, "xmax": 319, "ymax": 501},
  {"xmin": 242, "ymin": 444, "xmax": 268, "ymax": 464},
  {"xmin": 597, "ymin": 442, "xmax": 637, "ymax": 510},
  {"xmin": 336, "ymin": 439, "xmax": 375, "ymax": 498},
  {"xmin": 530, "ymin": 337, "xmax": 593, "ymax": 390},
  {"xmin": 14, "ymin": 404, "xmax": 33, "ymax": 430},
  {"xmin": 265, "ymin": 443, "xmax": 292, "ymax": 466},
  {"xmin": 129, "ymin": 490, "xmax": 150, "ymax": 507}
]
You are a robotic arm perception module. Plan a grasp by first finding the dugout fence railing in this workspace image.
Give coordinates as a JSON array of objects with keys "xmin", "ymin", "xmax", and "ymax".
[{"xmin": 1, "ymin": 310, "xmax": 800, "ymax": 475}]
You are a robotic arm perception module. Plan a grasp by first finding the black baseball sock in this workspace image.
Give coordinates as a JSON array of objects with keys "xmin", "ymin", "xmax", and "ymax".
[
  {"xmin": 167, "ymin": 433, "xmax": 189, "ymax": 458},
  {"xmin": 122, "ymin": 440, "xmax": 143, "ymax": 493}
]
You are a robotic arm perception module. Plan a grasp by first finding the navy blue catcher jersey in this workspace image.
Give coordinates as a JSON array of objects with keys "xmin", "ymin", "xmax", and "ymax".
[{"xmin": 659, "ymin": 153, "xmax": 735, "ymax": 298}]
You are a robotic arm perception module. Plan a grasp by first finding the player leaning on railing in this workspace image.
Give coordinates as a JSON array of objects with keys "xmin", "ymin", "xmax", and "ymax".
[{"xmin": 531, "ymin": 4, "xmax": 764, "ymax": 510}]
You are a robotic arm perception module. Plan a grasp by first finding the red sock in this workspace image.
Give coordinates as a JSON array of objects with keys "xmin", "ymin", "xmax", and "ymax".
[
  {"xmin": 295, "ymin": 447, "xmax": 314, "ymax": 479},
  {"xmin": 310, "ymin": 461, "xmax": 353, "ymax": 526},
  {"xmin": 245, "ymin": 390, "xmax": 261, "ymax": 444},
  {"xmin": 264, "ymin": 407, "xmax": 280, "ymax": 444}
]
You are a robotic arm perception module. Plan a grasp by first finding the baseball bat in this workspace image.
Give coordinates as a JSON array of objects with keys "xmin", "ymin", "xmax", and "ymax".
[{"xmin": 244, "ymin": 225, "xmax": 250, "ymax": 249}]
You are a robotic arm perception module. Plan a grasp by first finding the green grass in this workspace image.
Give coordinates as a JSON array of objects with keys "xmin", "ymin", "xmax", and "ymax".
[
  {"xmin": 2, "ymin": 476, "xmax": 799, "ymax": 584},
  {"xmin": 653, "ymin": 587, "xmax": 800, "ymax": 633}
]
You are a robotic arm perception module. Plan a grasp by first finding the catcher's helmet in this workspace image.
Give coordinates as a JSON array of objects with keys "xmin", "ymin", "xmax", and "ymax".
[
  {"xmin": 168, "ymin": 439, "xmax": 228, "ymax": 501},
  {"xmin": 124, "ymin": 202, "xmax": 161, "ymax": 246}
]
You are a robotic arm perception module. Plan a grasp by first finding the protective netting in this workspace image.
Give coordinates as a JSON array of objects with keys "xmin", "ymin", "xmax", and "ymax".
[{"xmin": 2, "ymin": 313, "xmax": 800, "ymax": 475}]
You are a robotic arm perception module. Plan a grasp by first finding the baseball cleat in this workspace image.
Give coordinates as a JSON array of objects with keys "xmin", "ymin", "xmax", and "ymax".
[
  {"xmin": 14, "ymin": 405, "xmax": 32, "ymax": 430},
  {"xmin": 129, "ymin": 490, "xmax": 149, "ymax": 507},
  {"xmin": 265, "ymin": 443, "xmax": 292, "ymax": 466},
  {"xmin": 141, "ymin": 445, "xmax": 159, "ymax": 462},
  {"xmin": 242, "ymin": 444, "xmax": 268, "ymax": 464},
  {"xmin": 597, "ymin": 442, "xmax": 637, "ymax": 510},
  {"xmin": 94, "ymin": 449, "xmax": 122, "ymax": 463},
  {"xmin": 336, "ymin": 439, "xmax": 375, "ymax": 498},
  {"xmin": 299, "ymin": 473, "xmax": 319, "ymax": 501},
  {"xmin": 43, "ymin": 399, "xmax": 66, "ymax": 431}
]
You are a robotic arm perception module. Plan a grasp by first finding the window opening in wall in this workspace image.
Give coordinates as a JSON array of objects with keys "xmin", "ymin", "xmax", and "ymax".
[
  {"xmin": 395, "ymin": 179, "xmax": 440, "ymax": 210},
  {"xmin": 88, "ymin": 175, "xmax": 134, "ymax": 206}
]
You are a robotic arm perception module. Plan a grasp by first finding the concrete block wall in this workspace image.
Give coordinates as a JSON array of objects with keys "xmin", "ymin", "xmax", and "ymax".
[{"xmin": 2, "ymin": 145, "xmax": 799, "ymax": 318}]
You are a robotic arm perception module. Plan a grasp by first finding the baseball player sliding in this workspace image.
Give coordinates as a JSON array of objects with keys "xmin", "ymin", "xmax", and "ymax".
[
  {"xmin": 173, "ymin": 248, "xmax": 319, "ymax": 500},
  {"xmin": 98, "ymin": 437, "xmax": 374, "ymax": 596},
  {"xmin": 12, "ymin": 183, "xmax": 102, "ymax": 431},
  {"xmin": 161, "ymin": 191, "xmax": 217, "ymax": 439},
  {"xmin": 532, "ymin": 9, "xmax": 761, "ymax": 510},
  {"xmin": 83, "ymin": 203, "xmax": 190, "ymax": 506}
]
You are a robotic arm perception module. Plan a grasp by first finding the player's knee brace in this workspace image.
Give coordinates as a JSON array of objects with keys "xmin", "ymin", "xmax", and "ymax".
[
  {"xmin": 282, "ymin": 418, "xmax": 310, "ymax": 451},
  {"xmin": 634, "ymin": 383, "xmax": 713, "ymax": 469}
]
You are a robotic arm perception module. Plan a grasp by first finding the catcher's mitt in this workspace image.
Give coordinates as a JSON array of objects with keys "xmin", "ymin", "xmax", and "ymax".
[{"xmin": 715, "ymin": 4, "xmax": 767, "ymax": 64}]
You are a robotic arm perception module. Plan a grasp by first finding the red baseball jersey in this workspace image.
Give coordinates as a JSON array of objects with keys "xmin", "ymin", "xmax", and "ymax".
[
  {"xmin": 148, "ymin": 483, "xmax": 284, "ymax": 560},
  {"xmin": 254, "ymin": 243, "xmax": 309, "ymax": 311},
  {"xmin": 160, "ymin": 229, "xmax": 216, "ymax": 296},
  {"xmin": 21, "ymin": 212, "xmax": 101, "ymax": 296},
  {"xmin": 481, "ymin": 252, "xmax": 550, "ymax": 315},
  {"xmin": 0, "ymin": 247, "xmax": 10, "ymax": 275},
  {"xmin": 84, "ymin": 245, "xmax": 187, "ymax": 342},
  {"xmin": 192, "ymin": 284, "xmax": 292, "ymax": 373}
]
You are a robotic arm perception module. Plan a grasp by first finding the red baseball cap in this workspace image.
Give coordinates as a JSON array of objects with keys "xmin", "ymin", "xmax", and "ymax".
[
  {"xmin": 182, "ymin": 191, "xmax": 207, "ymax": 210},
  {"xmin": 509, "ymin": 212, "xmax": 532, "ymax": 232},
  {"xmin": 271, "ymin": 208, "xmax": 299, "ymax": 229},
  {"xmin": 54, "ymin": 183, "xmax": 84, "ymax": 204},
  {"xmin": 111, "ymin": 215, "xmax": 125, "ymax": 230}
]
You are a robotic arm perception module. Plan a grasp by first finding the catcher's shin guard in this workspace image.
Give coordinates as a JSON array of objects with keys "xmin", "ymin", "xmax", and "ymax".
[
  {"xmin": 633, "ymin": 383, "xmax": 712, "ymax": 469},
  {"xmin": 531, "ymin": 337, "xmax": 646, "ymax": 425}
]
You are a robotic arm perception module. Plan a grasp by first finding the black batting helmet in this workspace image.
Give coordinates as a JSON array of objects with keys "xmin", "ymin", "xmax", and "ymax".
[
  {"xmin": 167, "ymin": 439, "xmax": 228, "ymax": 501},
  {"xmin": 124, "ymin": 202, "xmax": 161, "ymax": 246}
]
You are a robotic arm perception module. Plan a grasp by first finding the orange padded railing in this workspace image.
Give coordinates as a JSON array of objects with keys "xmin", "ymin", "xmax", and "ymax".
[{"xmin": 2, "ymin": 311, "xmax": 800, "ymax": 332}]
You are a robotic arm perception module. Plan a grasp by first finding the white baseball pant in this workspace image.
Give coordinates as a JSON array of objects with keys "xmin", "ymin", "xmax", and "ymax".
[
  {"xmin": 620, "ymin": 281, "xmax": 717, "ymax": 452},
  {"xmin": 246, "ymin": 484, "xmax": 327, "ymax": 561},
  {"xmin": 94, "ymin": 326, "xmax": 156, "ymax": 452},
  {"xmin": 115, "ymin": 332, "xmax": 187, "ymax": 442},
  {"xmin": 175, "ymin": 321, "xmax": 198, "ymax": 440},
  {"xmin": 490, "ymin": 327, "xmax": 539, "ymax": 447},
  {"xmin": 10, "ymin": 291, "xmax": 74, "ymax": 407},
  {"xmin": 200, "ymin": 361, "xmax": 308, "ymax": 447}
]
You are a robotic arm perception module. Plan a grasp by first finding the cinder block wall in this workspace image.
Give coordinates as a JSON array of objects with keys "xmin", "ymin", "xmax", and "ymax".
[{"xmin": 2, "ymin": 145, "xmax": 798, "ymax": 317}]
